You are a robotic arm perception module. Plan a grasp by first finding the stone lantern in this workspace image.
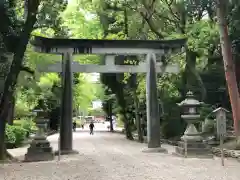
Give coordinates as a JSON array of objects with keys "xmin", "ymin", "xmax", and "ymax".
[
  {"xmin": 24, "ymin": 108, "xmax": 54, "ymax": 162},
  {"xmin": 175, "ymin": 91, "xmax": 212, "ymax": 157}
]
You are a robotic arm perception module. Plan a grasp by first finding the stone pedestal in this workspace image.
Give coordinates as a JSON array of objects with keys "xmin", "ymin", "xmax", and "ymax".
[
  {"xmin": 24, "ymin": 118, "xmax": 54, "ymax": 162},
  {"xmin": 24, "ymin": 139, "xmax": 54, "ymax": 162},
  {"xmin": 175, "ymin": 141, "xmax": 212, "ymax": 158},
  {"xmin": 174, "ymin": 123, "xmax": 212, "ymax": 158}
]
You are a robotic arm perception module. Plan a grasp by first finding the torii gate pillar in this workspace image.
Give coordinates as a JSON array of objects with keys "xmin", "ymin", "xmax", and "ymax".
[
  {"xmin": 59, "ymin": 50, "xmax": 77, "ymax": 154},
  {"xmin": 146, "ymin": 53, "xmax": 162, "ymax": 149}
]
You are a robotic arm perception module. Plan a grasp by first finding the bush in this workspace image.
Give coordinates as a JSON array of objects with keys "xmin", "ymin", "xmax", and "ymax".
[
  {"xmin": 161, "ymin": 107, "xmax": 186, "ymax": 139},
  {"xmin": 13, "ymin": 118, "xmax": 37, "ymax": 137},
  {"xmin": 5, "ymin": 124, "xmax": 27, "ymax": 148},
  {"xmin": 13, "ymin": 126, "xmax": 27, "ymax": 146},
  {"xmin": 5, "ymin": 125, "xmax": 16, "ymax": 144}
]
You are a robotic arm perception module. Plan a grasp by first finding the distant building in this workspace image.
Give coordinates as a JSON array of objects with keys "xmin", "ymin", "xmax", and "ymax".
[
  {"xmin": 89, "ymin": 73, "xmax": 100, "ymax": 83},
  {"xmin": 92, "ymin": 100, "xmax": 102, "ymax": 109}
]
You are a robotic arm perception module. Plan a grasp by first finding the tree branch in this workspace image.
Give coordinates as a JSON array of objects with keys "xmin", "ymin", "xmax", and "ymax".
[
  {"xmin": 139, "ymin": 11, "xmax": 164, "ymax": 39},
  {"xmin": 20, "ymin": 66, "xmax": 34, "ymax": 75},
  {"xmin": 163, "ymin": 0, "xmax": 180, "ymax": 21},
  {"xmin": 133, "ymin": 0, "xmax": 164, "ymax": 39}
]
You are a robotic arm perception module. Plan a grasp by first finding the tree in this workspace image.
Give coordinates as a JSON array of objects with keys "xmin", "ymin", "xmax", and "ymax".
[
  {"xmin": 0, "ymin": 0, "xmax": 67, "ymax": 160},
  {"xmin": 216, "ymin": 0, "xmax": 240, "ymax": 135}
]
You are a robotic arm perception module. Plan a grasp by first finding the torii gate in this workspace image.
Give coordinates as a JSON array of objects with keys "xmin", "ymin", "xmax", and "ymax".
[{"xmin": 31, "ymin": 36, "xmax": 186, "ymax": 153}]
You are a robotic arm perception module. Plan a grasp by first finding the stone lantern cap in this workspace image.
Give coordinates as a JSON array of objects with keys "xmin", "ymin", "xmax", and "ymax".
[{"xmin": 177, "ymin": 91, "xmax": 203, "ymax": 107}]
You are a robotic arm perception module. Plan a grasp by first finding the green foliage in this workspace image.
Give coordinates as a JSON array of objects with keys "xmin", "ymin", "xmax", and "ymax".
[
  {"xmin": 5, "ymin": 126, "xmax": 16, "ymax": 144},
  {"xmin": 62, "ymin": 1, "xmax": 103, "ymax": 38},
  {"xmin": 88, "ymin": 108, "xmax": 105, "ymax": 116},
  {"xmin": 13, "ymin": 119, "xmax": 37, "ymax": 134},
  {"xmin": 12, "ymin": 126, "xmax": 27, "ymax": 146},
  {"xmin": 5, "ymin": 124, "xmax": 27, "ymax": 147},
  {"xmin": 75, "ymin": 120, "xmax": 83, "ymax": 128},
  {"xmin": 116, "ymin": 114, "xmax": 124, "ymax": 127},
  {"xmin": 74, "ymin": 74, "xmax": 100, "ymax": 113},
  {"xmin": 199, "ymin": 104, "xmax": 214, "ymax": 121},
  {"xmin": 5, "ymin": 119, "xmax": 36, "ymax": 148},
  {"xmin": 14, "ymin": 88, "xmax": 38, "ymax": 117}
]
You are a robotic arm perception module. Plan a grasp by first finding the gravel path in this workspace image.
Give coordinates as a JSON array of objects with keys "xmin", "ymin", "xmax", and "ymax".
[{"xmin": 1, "ymin": 130, "xmax": 240, "ymax": 180}]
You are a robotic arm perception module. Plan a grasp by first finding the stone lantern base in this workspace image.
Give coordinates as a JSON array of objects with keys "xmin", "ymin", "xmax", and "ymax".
[
  {"xmin": 175, "ymin": 141, "xmax": 213, "ymax": 158},
  {"xmin": 24, "ymin": 117, "xmax": 54, "ymax": 162},
  {"xmin": 174, "ymin": 124, "xmax": 213, "ymax": 158},
  {"xmin": 24, "ymin": 139, "xmax": 54, "ymax": 162}
]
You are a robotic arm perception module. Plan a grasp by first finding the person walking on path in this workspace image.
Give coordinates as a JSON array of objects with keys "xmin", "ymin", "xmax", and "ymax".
[
  {"xmin": 89, "ymin": 122, "xmax": 95, "ymax": 135},
  {"xmin": 73, "ymin": 120, "xmax": 77, "ymax": 132}
]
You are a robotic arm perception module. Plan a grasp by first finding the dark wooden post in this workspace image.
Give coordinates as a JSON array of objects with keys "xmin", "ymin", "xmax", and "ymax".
[
  {"xmin": 146, "ymin": 53, "xmax": 161, "ymax": 148},
  {"xmin": 59, "ymin": 51, "xmax": 76, "ymax": 154},
  {"xmin": 145, "ymin": 53, "xmax": 166, "ymax": 153}
]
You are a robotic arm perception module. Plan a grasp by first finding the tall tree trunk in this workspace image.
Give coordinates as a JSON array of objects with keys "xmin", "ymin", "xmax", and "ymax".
[
  {"xmin": 216, "ymin": 0, "xmax": 240, "ymax": 135},
  {"xmin": 98, "ymin": 2, "xmax": 133, "ymax": 139},
  {"xmin": 0, "ymin": 95, "xmax": 9, "ymax": 160},
  {"xmin": 0, "ymin": 0, "xmax": 40, "ymax": 160},
  {"xmin": 129, "ymin": 72, "xmax": 143, "ymax": 142},
  {"xmin": 185, "ymin": 49, "xmax": 206, "ymax": 100},
  {"xmin": 116, "ymin": 83, "xmax": 133, "ymax": 140},
  {"xmin": 7, "ymin": 96, "xmax": 15, "ymax": 125},
  {"xmin": 123, "ymin": 112, "xmax": 134, "ymax": 140}
]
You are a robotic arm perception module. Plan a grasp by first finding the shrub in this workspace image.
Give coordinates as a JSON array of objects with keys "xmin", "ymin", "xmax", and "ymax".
[
  {"xmin": 161, "ymin": 112, "xmax": 186, "ymax": 139},
  {"xmin": 5, "ymin": 125, "xmax": 16, "ymax": 144},
  {"xmin": 13, "ymin": 126, "xmax": 27, "ymax": 146},
  {"xmin": 5, "ymin": 124, "xmax": 27, "ymax": 148},
  {"xmin": 13, "ymin": 118, "xmax": 37, "ymax": 136},
  {"xmin": 21, "ymin": 119, "xmax": 35, "ymax": 134}
]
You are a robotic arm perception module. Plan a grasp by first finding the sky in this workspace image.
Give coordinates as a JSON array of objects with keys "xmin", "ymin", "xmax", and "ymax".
[{"xmin": 92, "ymin": 100, "xmax": 102, "ymax": 109}]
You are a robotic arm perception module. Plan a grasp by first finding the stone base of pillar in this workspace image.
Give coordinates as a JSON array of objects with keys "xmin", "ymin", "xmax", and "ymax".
[
  {"xmin": 54, "ymin": 149, "xmax": 79, "ymax": 155},
  {"xmin": 142, "ymin": 147, "xmax": 168, "ymax": 153},
  {"xmin": 24, "ymin": 140, "xmax": 54, "ymax": 162},
  {"xmin": 174, "ymin": 141, "xmax": 213, "ymax": 158}
]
